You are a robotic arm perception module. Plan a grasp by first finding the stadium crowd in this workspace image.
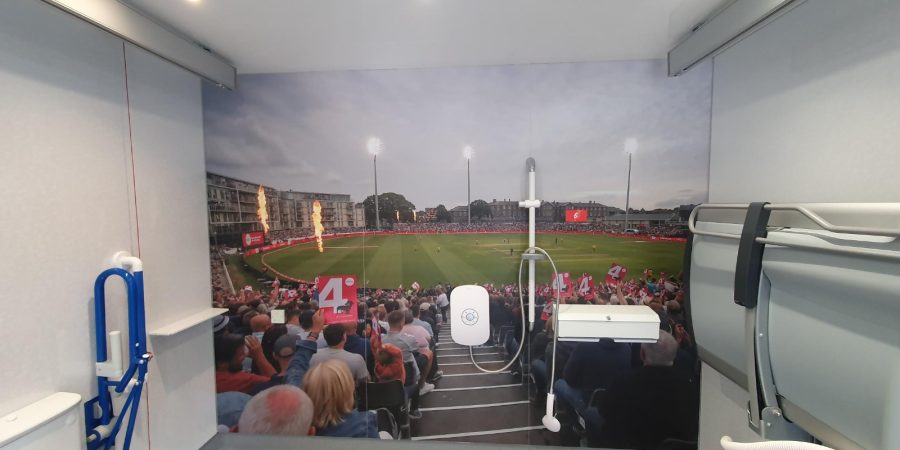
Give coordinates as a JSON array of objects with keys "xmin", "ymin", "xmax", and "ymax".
[
  {"xmin": 212, "ymin": 279, "xmax": 454, "ymax": 440},
  {"xmin": 210, "ymin": 255, "xmax": 698, "ymax": 447}
]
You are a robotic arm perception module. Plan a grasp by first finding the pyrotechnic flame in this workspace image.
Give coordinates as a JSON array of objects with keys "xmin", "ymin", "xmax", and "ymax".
[
  {"xmin": 312, "ymin": 200, "xmax": 324, "ymax": 252},
  {"xmin": 396, "ymin": 210, "xmax": 400, "ymax": 222},
  {"xmin": 413, "ymin": 210, "xmax": 417, "ymax": 222},
  {"xmin": 257, "ymin": 185, "xmax": 270, "ymax": 234}
]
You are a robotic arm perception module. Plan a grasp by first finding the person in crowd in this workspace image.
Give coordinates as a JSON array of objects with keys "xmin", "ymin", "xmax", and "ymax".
[
  {"xmin": 381, "ymin": 310, "xmax": 433, "ymax": 396},
  {"xmin": 213, "ymin": 315, "xmax": 231, "ymax": 336},
  {"xmin": 590, "ymin": 331, "xmax": 699, "ymax": 449},
  {"xmin": 342, "ymin": 321, "xmax": 374, "ymax": 376},
  {"xmin": 293, "ymin": 310, "xmax": 328, "ymax": 348},
  {"xmin": 309, "ymin": 324, "xmax": 369, "ymax": 383},
  {"xmin": 435, "ymin": 288, "xmax": 449, "ymax": 320},
  {"xmin": 214, "ymin": 333, "xmax": 276, "ymax": 394},
  {"xmin": 284, "ymin": 308, "xmax": 303, "ymax": 335},
  {"xmin": 374, "ymin": 343, "xmax": 405, "ymax": 383},
  {"xmin": 260, "ymin": 324, "xmax": 287, "ymax": 372},
  {"xmin": 303, "ymin": 360, "xmax": 379, "ymax": 438},
  {"xmin": 553, "ymin": 339, "xmax": 632, "ymax": 416},
  {"xmin": 285, "ymin": 310, "xmax": 326, "ymax": 388},
  {"xmin": 410, "ymin": 304, "xmax": 433, "ymax": 337},
  {"xmin": 530, "ymin": 319, "xmax": 576, "ymax": 396},
  {"xmin": 216, "ymin": 391, "xmax": 250, "ymax": 430},
  {"xmin": 239, "ymin": 310, "xmax": 258, "ymax": 335},
  {"xmin": 401, "ymin": 309, "xmax": 431, "ymax": 351},
  {"xmin": 237, "ymin": 385, "xmax": 315, "ymax": 436},
  {"xmin": 248, "ymin": 333, "xmax": 297, "ymax": 395},
  {"xmin": 417, "ymin": 303, "xmax": 437, "ymax": 336}
]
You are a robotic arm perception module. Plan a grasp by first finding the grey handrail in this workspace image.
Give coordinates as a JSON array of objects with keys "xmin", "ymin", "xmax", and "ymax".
[
  {"xmin": 763, "ymin": 204, "xmax": 900, "ymax": 237},
  {"xmin": 687, "ymin": 203, "xmax": 748, "ymax": 240},
  {"xmin": 757, "ymin": 236, "xmax": 900, "ymax": 263}
]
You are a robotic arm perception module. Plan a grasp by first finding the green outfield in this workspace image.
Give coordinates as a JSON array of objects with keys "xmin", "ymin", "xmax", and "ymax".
[{"xmin": 239, "ymin": 233, "xmax": 685, "ymax": 289}]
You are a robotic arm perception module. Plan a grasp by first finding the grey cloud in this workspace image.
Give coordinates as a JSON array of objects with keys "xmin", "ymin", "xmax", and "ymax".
[{"xmin": 202, "ymin": 60, "xmax": 712, "ymax": 210}]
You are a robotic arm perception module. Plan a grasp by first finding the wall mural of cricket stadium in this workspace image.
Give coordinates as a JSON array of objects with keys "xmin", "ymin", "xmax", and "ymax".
[{"xmin": 204, "ymin": 59, "xmax": 712, "ymax": 446}]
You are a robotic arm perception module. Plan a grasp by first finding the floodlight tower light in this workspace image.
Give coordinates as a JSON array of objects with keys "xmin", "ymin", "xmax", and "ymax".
[
  {"xmin": 367, "ymin": 137, "xmax": 383, "ymax": 230},
  {"xmin": 464, "ymin": 146, "xmax": 473, "ymax": 225}
]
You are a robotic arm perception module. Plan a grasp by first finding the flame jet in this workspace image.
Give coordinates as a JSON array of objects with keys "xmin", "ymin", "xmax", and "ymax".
[
  {"xmin": 257, "ymin": 185, "xmax": 269, "ymax": 234},
  {"xmin": 312, "ymin": 200, "xmax": 324, "ymax": 252}
]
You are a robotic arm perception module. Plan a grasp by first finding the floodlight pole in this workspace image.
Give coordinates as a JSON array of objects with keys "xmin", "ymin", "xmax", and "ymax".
[
  {"xmin": 373, "ymin": 154, "xmax": 380, "ymax": 231},
  {"xmin": 467, "ymin": 157, "xmax": 471, "ymax": 225},
  {"xmin": 624, "ymin": 152, "xmax": 632, "ymax": 231}
]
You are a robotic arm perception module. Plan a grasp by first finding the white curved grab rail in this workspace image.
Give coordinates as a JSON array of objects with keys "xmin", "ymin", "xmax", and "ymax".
[{"xmin": 721, "ymin": 436, "xmax": 834, "ymax": 450}]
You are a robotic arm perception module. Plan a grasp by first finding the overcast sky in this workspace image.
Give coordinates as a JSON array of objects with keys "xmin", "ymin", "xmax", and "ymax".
[{"xmin": 203, "ymin": 59, "xmax": 711, "ymax": 210}]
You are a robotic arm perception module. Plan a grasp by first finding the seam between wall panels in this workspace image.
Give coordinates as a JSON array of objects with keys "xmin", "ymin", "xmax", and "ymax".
[
  {"xmin": 122, "ymin": 41, "xmax": 150, "ymax": 450},
  {"xmin": 706, "ymin": 59, "xmax": 714, "ymax": 203}
]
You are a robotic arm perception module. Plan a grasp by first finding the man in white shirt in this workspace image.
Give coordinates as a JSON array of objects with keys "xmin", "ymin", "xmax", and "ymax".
[{"xmin": 436, "ymin": 289, "xmax": 449, "ymax": 321}]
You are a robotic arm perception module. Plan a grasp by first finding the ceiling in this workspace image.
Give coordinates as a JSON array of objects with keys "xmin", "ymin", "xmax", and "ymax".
[{"xmin": 123, "ymin": 0, "xmax": 729, "ymax": 74}]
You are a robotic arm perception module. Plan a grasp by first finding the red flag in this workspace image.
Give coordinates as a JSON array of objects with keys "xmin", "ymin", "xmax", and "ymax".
[
  {"xmin": 551, "ymin": 273, "xmax": 572, "ymax": 293},
  {"xmin": 606, "ymin": 264, "xmax": 627, "ymax": 286},
  {"xmin": 565, "ymin": 209, "xmax": 588, "ymax": 223},
  {"xmin": 577, "ymin": 273, "xmax": 594, "ymax": 295}
]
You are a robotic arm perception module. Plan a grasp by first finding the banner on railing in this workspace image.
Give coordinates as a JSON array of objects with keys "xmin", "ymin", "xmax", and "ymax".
[{"xmin": 242, "ymin": 231, "xmax": 265, "ymax": 249}]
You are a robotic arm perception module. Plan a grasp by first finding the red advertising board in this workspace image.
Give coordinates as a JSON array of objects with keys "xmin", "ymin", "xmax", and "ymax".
[
  {"xmin": 318, "ymin": 275, "xmax": 358, "ymax": 324},
  {"xmin": 242, "ymin": 231, "xmax": 265, "ymax": 248},
  {"xmin": 565, "ymin": 209, "xmax": 588, "ymax": 222}
]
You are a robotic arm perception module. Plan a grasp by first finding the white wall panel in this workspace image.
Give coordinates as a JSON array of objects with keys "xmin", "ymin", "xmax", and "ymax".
[
  {"xmin": 704, "ymin": 0, "xmax": 900, "ymax": 447},
  {"xmin": 0, "ymin": 0, "xmax": 133, "ymax": 418},
  {"xmin": 709, "ymin": 0, "xmax": 900, "ymax": 204},
  {"xmin": 124, "ymin": 43, "xmax": 217, "ymax": 450},
  {"xmin": 0, "ymin": 2, "xmax": 215, "ymax": 448}
]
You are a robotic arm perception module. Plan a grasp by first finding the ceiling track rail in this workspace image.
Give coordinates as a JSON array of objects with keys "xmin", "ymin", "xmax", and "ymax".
[{"xmin": 40, "ymin": 0, "xmax": 236, "ymax": 89}]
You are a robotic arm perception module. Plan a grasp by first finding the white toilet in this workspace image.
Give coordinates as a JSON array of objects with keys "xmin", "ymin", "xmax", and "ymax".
[{"xmin": 0, "ymin": 393, "xmax": 84, "ymax": 450}]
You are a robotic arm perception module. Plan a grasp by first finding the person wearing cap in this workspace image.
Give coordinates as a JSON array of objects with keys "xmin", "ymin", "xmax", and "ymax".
[
  {"xmin": 285, "ymin": 309, "xmax": 326, "ymax": 389},
  {"xmin": 212, "ymin": 315, "xmax": 230, "ymax": 336},
  {"xmin": 247, "ymin": 332, "xmax": 298, "ymax": 395}
]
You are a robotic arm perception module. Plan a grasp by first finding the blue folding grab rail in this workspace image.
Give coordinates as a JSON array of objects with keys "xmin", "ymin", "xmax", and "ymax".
[{"xmin": 85, "ymin": 253, "xmax": 151, "ymax": 450}]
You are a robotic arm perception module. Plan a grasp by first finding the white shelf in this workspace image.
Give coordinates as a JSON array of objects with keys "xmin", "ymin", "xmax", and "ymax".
[{"xmin": 149, "ymin": 308, "xmax": 227, "ymax": 337}]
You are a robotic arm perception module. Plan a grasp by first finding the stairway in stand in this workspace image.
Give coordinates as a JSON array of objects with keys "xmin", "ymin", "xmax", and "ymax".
[{"xmin": 409, "ymin": 324, "xmax": 560, "ymax": 445}]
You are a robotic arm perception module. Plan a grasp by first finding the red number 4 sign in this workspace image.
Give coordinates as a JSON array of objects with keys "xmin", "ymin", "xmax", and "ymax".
[{"xmin": 317, "ymin": 275, "xmax": 358, "ymax": 324}]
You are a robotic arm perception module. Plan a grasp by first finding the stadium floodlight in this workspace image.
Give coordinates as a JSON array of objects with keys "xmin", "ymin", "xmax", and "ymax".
[
  {"xmin": 368, "ymin": 137, "xmax": 383, "ymax": 230},
  {"xmin": 624, "ymin": 138, "xmax": 637, "ymax": 231},
  {"xmin": 367, "ymin": 137, "xmax": 383, "ymax": 155},
  {"xmin": 464, "ymin": 146, "xmax": 473, "ymax": 225}
]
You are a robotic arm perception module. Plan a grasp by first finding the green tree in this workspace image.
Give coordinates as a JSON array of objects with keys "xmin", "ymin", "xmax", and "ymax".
[
  {"xmin": 470, "ymin": 199, "xmax": 492, "ymax": 220},
  {"xmin": 435, "ymin": 204, "xmax": 452, "ymax": 222},
  {"xmin": 363, "ymin": 193, "xmax": 416, "ymax": 226}
]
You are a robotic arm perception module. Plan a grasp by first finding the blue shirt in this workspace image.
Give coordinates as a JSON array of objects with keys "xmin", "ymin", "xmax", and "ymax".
[
  {"xmin": 285, "ymin": 339, "xmax": 319, "ymax": 388},
  {"xmin": 317, "ymin": 410, "xmax": 378, "ymax": 439}
]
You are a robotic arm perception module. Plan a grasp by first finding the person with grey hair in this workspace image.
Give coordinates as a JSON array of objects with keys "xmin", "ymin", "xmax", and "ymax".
[
  {"xmin": 237, "ymin": 385, "xmax": 314, "ymax": 436},
  {"xmin": 587, "ymin": 330, "xmax": 699, "ymax": 449}
]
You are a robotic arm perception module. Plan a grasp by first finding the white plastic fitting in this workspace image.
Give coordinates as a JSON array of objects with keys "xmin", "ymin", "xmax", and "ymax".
[
  {"xmin": 96, "ymin": 330, "xmax": 123, "ymax": 379},
  {"xmin": 111, "ymin": 251, "xmax": 143, "ymax": 272},
  {"xmin": 720, "ymin": 436, "xmax": 834, "ymax": 450},
  {"xmin": 542, "ymin": 393, "xmax": 561, "ymax": 432}
]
